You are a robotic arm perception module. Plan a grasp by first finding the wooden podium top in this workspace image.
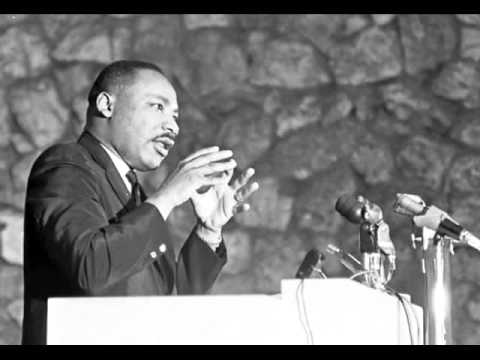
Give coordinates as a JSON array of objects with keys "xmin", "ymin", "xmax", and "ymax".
[{"xmin": 47, "ymin": 279, "xmax": 422, "ymax": 345}]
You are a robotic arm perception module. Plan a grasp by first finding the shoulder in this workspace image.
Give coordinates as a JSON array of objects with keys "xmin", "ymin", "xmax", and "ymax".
[
  {"xmin": 35, "ymin": 142, "xmax": 90, "ymax": 166},
  {"xmin": 30, "ymin": 142, "xmax": 97, "ymax": 181}
]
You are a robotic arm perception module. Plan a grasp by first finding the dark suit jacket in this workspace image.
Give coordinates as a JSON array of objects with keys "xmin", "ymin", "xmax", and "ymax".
[{"xmin": 22, "ymin": 131, "xmax": 227, "ymax": 345}]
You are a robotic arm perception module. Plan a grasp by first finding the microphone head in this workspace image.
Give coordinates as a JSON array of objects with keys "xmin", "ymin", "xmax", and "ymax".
[
  {"xmin": 393, "ymin": 193, "xmax": 426, "ymax": 216},
  {"xmin": 295, "ymin": 249, "xmax": 321, "ymax": 279},
  {"xmin": 335, "ymin": 194, "xmax": 364, "ymax": 224}
]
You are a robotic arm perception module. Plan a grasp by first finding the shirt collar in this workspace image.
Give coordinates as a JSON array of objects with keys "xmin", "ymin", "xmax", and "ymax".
[{"xmin": 98, "ymin": 142, "xmax": 133, "ymax": 193}]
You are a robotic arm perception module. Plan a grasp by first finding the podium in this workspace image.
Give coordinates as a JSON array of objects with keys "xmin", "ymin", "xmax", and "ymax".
[{"xmin": 47, "ymin": 279, "xmax": 423, "ymax": 345}]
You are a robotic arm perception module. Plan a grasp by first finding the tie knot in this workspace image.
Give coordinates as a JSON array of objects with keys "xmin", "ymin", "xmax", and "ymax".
[{"xmin": 126, "ymin": 169, "xmax": 138, "ymax": 187}]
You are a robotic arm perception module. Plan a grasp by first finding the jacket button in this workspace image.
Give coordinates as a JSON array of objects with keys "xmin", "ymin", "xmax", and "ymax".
[
  {"xmin": 159, "ymin": 244, "xmax": 167, "ymax": 253},
  {"xmin": 150, "ymin": 251, "xmax": 157, "ymax": 259}
]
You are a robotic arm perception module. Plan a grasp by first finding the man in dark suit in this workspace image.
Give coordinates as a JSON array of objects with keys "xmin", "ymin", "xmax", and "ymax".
[{"xmin": 22, "ymin": 60, "xmax": 259, "ymax": 345}]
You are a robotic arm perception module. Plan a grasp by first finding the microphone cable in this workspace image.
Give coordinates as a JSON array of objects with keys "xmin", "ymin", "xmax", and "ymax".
[
  {"xmin": 295, "ymin": 279, "xmax": 315, "ymax": 345},
  {"xmin": 385, "ymin": 285, "xmax": 420, "ymax": 345},
  {"xmin": 401, "ymin": 292, "xmax": 422, "ymax": 345}
]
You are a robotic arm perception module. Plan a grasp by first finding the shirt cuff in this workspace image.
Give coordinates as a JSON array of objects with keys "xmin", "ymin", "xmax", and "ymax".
[{"xmin": 195, "ymin": 224, "xmax": 222, "ymax": 251}]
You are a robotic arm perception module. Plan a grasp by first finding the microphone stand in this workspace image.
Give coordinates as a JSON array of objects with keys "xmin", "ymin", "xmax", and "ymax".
[
  {"xmin": 356, "ymin": 197, "xmax": 395, "ymax": 290},
  {"xmin": 411, "ymin": 225, "xmax": 453, "ymax": 345},
  {"xmin": 360, "ymin": 220, "xmax": 395, "ymax": 289}
]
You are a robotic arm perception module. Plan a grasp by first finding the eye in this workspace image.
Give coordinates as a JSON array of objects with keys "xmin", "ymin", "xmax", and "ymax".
[{"xmin": 152, "ymin": 103, "xmax": 164, "ymax": 111}]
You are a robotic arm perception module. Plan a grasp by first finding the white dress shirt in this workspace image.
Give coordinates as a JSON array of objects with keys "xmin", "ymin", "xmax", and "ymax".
[{"xmin": 99, "ymin": 143, "xmax": 132, "ymax": 193}]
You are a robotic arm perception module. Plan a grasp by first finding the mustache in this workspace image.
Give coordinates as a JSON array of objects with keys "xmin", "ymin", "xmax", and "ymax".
[
  {"xmin": 152, "ymin": 131, "xmax": 177, "ymax": 150},
  {"xmin": 152, "ymin": 131, "xmax": 177, "ymax": 142}
]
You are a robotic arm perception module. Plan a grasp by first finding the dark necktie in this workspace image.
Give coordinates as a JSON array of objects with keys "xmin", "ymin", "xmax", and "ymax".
[{"xmin": 126, "ymin": 169, "xmax": 142, "ymax": 207}]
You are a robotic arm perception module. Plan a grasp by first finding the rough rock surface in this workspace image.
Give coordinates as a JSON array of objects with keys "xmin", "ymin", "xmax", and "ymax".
[{"xmin": 0, "ymin": 14, "xmax": 479, "ymax": 344}]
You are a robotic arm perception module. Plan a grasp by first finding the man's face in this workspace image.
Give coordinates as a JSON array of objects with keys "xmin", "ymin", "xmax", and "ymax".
[{"xmin": 110, "ymin": 69, "xmax": 179, "ymax": 171}]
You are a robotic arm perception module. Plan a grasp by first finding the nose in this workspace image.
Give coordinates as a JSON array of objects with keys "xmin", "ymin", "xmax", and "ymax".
[{"xmin": 163, "ymin": 116, "xmax": 179, "ymax": 137}]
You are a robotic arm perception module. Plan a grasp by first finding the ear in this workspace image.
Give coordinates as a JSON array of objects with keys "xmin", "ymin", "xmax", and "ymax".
[{"xmin": 95, "ymin": 91, "xmax": 115, "ymax": 118}]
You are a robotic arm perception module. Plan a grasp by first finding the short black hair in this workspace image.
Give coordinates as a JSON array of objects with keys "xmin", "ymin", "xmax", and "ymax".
[{"xmin": 87, "ymin": 60, "xmax": 165, "ymax": 109}]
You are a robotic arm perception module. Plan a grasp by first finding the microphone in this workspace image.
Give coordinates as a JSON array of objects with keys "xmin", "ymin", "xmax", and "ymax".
[
  {"xmin": 326, "ymin": 244, "xmax": 364, "ymax": 274},
  {"xmin": 335, "ymin": 194, "xmax": 384, "ymax": 225},
  {"xmin": 336, "ymin": 195, "xmax": 396, "ymax": 287},
  {"xmin": 336, "ymin": 194, "xmax": 392, "ymax": 254},
  {"xmin": 295, "ymin": 249, "xmax": 323, "ymax": 279},
  {"xmin": 394, "ymin": 193, "xmax": 480, "ymax": 252},
  {"xmin": 394, "ymin": 193, "xmax": 457, "ymax": 231},
  {"xmin": 335, "ymin": 194, "xmax": 364, "ymax": 224},
  {"xmin": 393, "ymin": 193, "xmax": 426, "ymax": 216}
]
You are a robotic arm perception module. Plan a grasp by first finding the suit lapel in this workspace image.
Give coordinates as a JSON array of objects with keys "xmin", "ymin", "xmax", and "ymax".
[
  {"xmin": 79, "ymin": 131, "xmax": 176, "ymax": 293},
  {"xmin": 78, "ymin": 131, "xmax": 131, "ymax": 207}
]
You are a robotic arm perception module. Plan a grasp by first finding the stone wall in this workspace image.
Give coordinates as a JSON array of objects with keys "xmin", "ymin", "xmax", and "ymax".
[{"xmin": 1, "ymin": 14, "xmax": 480, "ymax": 344}]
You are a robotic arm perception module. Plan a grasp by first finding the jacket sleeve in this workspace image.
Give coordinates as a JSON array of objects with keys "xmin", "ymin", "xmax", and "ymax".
[
  {"xmin": 26, "ymin": 162, "xmax": 169, "ymax": 294},
  {"xmin": 175, "ymin": 230, "xmax": 227, "ymax": 295}
]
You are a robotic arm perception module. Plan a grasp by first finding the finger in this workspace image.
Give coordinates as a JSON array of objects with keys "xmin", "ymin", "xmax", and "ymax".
[
  {"xmin": 225, "ymin": 168, "xmax": 234, "ymax": 183},
  {"xmin": 200, "ymin": 173, "xmax": 232, "ymax": 187},
  {"xmin": 233, "ymin": 203, "xmax": 251, "ymax": 215},
  {"xmin": 234, "ymin": 181, "xmax": 259, "ymax": 202},
  {"xmin": 197, "ymin": 158, "xmax": 237, "ymax": 175},
  {"xmin": 187, "ymin": 150, "xmax": 234, "ymax": 169},
  {"xmin": 181, "ymin": 146, "xmax": 220, "ymax": 163},
  {"xmin": 231, "ymin": 168, "xmax": 255, "ymax": 192}
]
